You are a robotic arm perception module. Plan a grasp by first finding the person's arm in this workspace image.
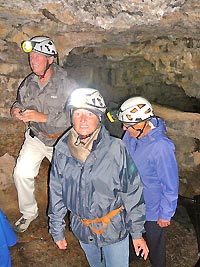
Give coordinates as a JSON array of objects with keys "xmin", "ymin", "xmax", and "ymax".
[
  {"xmin": 48, "ymin": 149, "xmax": 67, "ymax": 245},
  {"xmin": 119, "ymin": 144, "xmax": 148, "ymax": 259},
  {"xmin": 10, "ymin": 83, "xmax": 25, "ymax": 119},
  {"xmin": 17, "ymin": 110, "xmax": 48, "ymax": 123},
  {"xmin": 120, "ymin": 146, "xmax": 145, "ymax": 238},
  {"xmin": 155, "ymin": 140, "xmax": 179, "ymax": 224}
]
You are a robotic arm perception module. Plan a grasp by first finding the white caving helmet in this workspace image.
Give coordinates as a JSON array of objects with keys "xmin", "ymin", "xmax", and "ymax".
[
  {"xmin": 117, "ymin": 96, "xmax": 154, "ymax": 125},
  {"xmin": 66, "ymin": 88, "xmax": 107, "ymax": 117},
  {"xmin": 21, "ymin": 36, "xmax": 57, "ymax": 57}
]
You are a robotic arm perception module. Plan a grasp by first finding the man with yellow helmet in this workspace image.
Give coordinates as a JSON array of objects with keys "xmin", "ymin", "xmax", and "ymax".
[{"xmin": 11, "ymin": 36, "xmax": 79, "ymax": 232}]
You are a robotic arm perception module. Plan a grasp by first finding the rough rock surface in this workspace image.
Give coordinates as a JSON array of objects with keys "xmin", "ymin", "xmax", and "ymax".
[{"xmin": 0, "ymin": 153, "xmax": 15, "ymax": 189}]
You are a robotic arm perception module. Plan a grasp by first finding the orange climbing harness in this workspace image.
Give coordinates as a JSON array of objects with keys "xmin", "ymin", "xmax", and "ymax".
[{"xmin": 79, "ymin": 206, "xmax": 124, "ymax": 235}]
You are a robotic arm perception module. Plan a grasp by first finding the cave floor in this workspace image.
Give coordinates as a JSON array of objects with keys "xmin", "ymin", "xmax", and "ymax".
[{"xmin": 1, "ymin": 159, "xmax": 199, "ymax": 267}]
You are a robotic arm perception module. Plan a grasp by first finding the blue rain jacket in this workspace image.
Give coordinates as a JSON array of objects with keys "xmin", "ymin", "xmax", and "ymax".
[
  {"xmin": 123, "ymin": 118, "xmax": 179, "ymax": 221},
  {"xmin": 0, "ymin": 209, "xmax": 18, "ymax": 267}
]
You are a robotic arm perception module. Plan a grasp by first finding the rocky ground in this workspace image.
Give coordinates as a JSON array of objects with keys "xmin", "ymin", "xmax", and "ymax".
[{"xmin": 0, "ymin": 123, "xmax": 199, "ymax": 267}]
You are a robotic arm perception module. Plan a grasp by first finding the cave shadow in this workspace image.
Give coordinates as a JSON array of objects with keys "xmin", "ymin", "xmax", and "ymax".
[{"xmin": 174, "ymin": 194, "xmax": 200, "ymax": 267}]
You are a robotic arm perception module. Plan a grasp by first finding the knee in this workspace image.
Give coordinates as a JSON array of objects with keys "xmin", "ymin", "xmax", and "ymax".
[{"xmin": 13, "ymin": 161, "xmax": 37, "ymax": 180}]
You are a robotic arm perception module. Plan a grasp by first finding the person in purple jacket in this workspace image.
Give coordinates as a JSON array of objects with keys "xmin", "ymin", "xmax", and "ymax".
[{"xmin": 117, "ymin": 96, "xmax": 179, "ymax": 267}]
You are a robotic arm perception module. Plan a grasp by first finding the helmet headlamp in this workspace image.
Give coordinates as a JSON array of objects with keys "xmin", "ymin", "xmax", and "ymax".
[
  {"xmin": 21, "ymin": 36, "xmax": 57, "ymax": 57},
  {"xmin": 70, "ymin": 91, "xmax": 87, "ymax": 108},
  {"xmin": 107, "ymin": 110, "xmax": 118, "ymax": 123},
  {"xmin": 21, "ymin": 40, "xmax": 33, "ymax": 53}
]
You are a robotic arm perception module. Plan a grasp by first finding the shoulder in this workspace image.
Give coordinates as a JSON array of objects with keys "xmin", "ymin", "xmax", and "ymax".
[
  {"xmin": 18, "ymin": 73, "xmax": 35, "ymax": 90},
  {"xmin": 150, "ymin": 133, "xmax": 176, "ymax": 158},
  {"xmin": 55, "ymin": 130, "xmax": 70, "ymax": 150},
  {"xmin": 53, "ymin": 64, "xmax": 68, "ymax": 78},
  {"xmin": 53, "ymin": 64, "xmax": 79, "ymax": 89},
  {"xmin": 104, "ymin": 133, "xmax": 129, "ymax": 158}
]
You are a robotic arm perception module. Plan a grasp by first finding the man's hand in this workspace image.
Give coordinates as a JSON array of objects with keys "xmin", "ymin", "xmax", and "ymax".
[
  {"xmin": 56, "ymin": 238, "xmax": 67, "ymax": 250},
  {"xmin": 132, "ymin": 237, "xmax": 149, "ymax": 260},
  {"xmin": 157, "ymin": 218, "xmax": 171, "ymax": 228},
  {"xmin": 18, "ymin": 109, "xmax": 47, "ymax": 123},
  {"xmin": 11, "ymin": 108, "xmax": 24, "ymax": 120}
]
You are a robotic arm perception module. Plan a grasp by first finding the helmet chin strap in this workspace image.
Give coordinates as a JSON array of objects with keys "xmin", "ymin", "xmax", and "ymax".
[
  {"xmin": 133, "ymin": 121, "xmax": 147, "ymax": 139},
  {"xmin": 38, "ymin": 61, "xmax": 52, "ymax": 80},
  {"xmin": 74, "ymin": 133, "xmax": 93, "ymax": 146},
  {"xmin": 74, "ymin": 122, "xmax": 101, "ymax": 146}
]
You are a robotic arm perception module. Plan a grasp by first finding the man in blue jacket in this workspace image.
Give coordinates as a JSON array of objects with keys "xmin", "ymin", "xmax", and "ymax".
[{"xmin": 117, "ymin": 96, "xmax": 179, "ymax": 267}]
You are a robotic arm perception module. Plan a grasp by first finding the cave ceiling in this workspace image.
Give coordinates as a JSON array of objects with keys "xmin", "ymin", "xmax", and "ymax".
[
  {"xmin": 1, "ymin": 0, "xmax": 200, "ymax": 107},
  {"xmin": 1, "ymin": 0, "xmax": 200, "ymax": 51}
]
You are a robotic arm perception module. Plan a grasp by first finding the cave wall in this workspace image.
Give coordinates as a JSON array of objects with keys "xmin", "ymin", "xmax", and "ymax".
[{"xmin": 64, "ymin": 48, "xmax": 200, "ymax": 112}]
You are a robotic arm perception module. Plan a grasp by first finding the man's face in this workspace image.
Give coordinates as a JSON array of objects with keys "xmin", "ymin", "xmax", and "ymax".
[
  {"xmin": 29, "ymin": 51, "xmax": 51, "ymax": 76},
  {"xmin": 123, "ymin": 121, "xmax": 147, "ymax": 138},
  {"xmin": 72, "ymin": 109, "xmax": 99, "ymax": 136}
]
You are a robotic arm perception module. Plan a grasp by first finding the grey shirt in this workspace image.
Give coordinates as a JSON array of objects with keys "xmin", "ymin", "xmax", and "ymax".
[{"xmin": 11, "ymin": 64, "xmax": 79, "ymax": 146}]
